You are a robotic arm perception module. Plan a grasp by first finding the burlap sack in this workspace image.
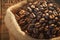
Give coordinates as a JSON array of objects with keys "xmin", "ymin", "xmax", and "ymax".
[{"xmin": 4, "ymin": 0, "xmax": 60, "ymax": 40}]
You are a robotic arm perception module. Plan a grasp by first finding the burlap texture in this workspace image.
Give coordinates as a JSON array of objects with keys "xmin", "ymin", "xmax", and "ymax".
[{"xmin": 4, "ymin": 0, "xmax": 60, "ymax": 40}]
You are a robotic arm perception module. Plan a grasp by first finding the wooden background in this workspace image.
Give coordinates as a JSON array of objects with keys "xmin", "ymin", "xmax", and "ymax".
[{"xmin": 0, "ymin": 0, "xmax": 60, "ymax": 40}]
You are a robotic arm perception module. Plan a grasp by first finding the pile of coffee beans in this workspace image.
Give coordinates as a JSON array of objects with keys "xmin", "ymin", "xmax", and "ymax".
[{"xmin": 14, "ymin": 0, "xmax": 60, "ymax": 39}]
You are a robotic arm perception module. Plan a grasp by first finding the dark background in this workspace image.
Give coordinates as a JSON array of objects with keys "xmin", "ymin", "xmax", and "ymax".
[{"xmin": 0, "ymin": 0, "xmax": 60, "ymax": 40}]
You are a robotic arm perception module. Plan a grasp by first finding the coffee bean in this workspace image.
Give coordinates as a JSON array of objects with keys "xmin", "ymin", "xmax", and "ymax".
[
  {"xmin": 39, "ymin": 7, "xmax": 45, "ymax": 11},
  {"xmin": 57, "ymin": 30, "xmax": 60, "ymax": 36},
  {"xmin": 44, "ymin": 26, "xmax": 49, "ymax": 31},
  {"xmin": 15, "ymin": 14, "xmax": 20, "ymax": 20},
  {"xmin": 55, "ymin": 27, "xmax": 60, "ymax": 30},
  {"xmin": 42, "ymin": 1, "xmax": 47, "ymax": 7},
  {"xmin": 35, "ymin": 22, "xmax": 40, "ymax": 28},
  {"xmin": 14, "ymin": 0, "xmax": 60, "ymax": 39},
  {"xmin": 55, "ymin": 17, "xmax": 58, "ymax": 20},
  {"xmin": 27, "ymin": 24, "xmax": 34, "ymax": 33},
  {"xmin": 36, "ymin": 16, "xmax": 41, "ymax": 21},
  {"xmin": 25, "ymin": 12, "xmax": 30, "ymax": 16},
  {"xmin": 50, "ymin": 15, "xmax": 55, "ymax": 19},
  {"xmin": 29, "ymin": 3, "xmax": 32, "ymax": 6},
  {"xmin": 27, "ymin": 7, "xmax": 32, "ymax": 12},
  {"xmin": 43, "ymin": 14, "xmax": 46, "ymax": 17},
  {"xmin": 45, "ymin": 15, "xmax": 49, "ymax": 20},
  {"xmin": 48, "ymin": 3, "xmax": 54, "ymax": 7},
  {"xmin": 57, "ymin": 22, "xmax": 60, "ymax": 25},
  {"xmin": 39, "ymin": 27, "xmax": 44, "ymax": 32},
  {"xmin": 46, "ymin": 13, "xmax": 49, "ymax": 16},
  {"xmin": 31, "ymin": 5, "xmax": 35, "ymax": 8},
  {"xmin": 33, "ymin": 28, "xmax": 39, "ymax": 34},
  {"xmin": 49, "ymin": 20, "xmax": 54, "ymax": 24},
  {"xmin": 35, "ymin": 8, "xmax": 39, "ymax": 11},
  {"xmin": 33, "ymin": 1, "xmax": 38, "ymax": 5},
  {"xmin": 53, "ymin": 10, "xmax": 58, "ymax": 16},
  {"xmin": 48, "ymin": 6, "xmax": 55, "ymax": 10},
  {"xmin": 42, "ymin": 23, "xmax": 47, "ymax": 26},
  {"xmin": 48, "ymin": 10, "xmax": 53, "ymax": 14},
  {"xmin": 33, "ymin": 8, "xmax": 39, "ymax": 12},
  {"xmin": 39, "ymin": 33, "xmax": 44, "ymax": 39},
  {"xmin": 45, "ymin": 9, "xmax": 48, "ymax": 13},
  {"xmin": 32, "ymin": 13, "xmax": 36, "ymax": 18},
  {"xmin": 19, "ymin": 10, "xmax": 26, "ymax": 15}
]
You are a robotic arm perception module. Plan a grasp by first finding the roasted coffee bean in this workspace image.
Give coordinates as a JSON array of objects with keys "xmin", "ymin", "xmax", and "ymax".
[
  {"xmin": 45, "ymin": 13, "xmax": 49, "ymax": 16},
  {"xmin": 31, "ymin": 33, "xmax": 39, "ymax": 39},
  {"xmin": 40, "ymin": 18, "xmax": 45, "ymax": 21},
  {"xmin": 48, "ymin": 10, "xmax": 53, "ymax": 14},
  {"xmin": 42, "ymin": 23, "xmax": 47, "ymax": 26},
  {"xmin": 48, "ymin": 6, "xmax": 55, "ymax": 11},
  {"xmin": 51, "ymin": 24, "xmax": 55, "ymax": 26},
  {"xmin": 39, "ymin": 20, "xmax": 45, "ymax": 24},
  {"xmin": 35, "ymin": 8, "xmax": 39, "ymax": 11},
  {"xmin": 39, "ymin": 7, "xmax": 45, "ymax": 11},
  {"xmin": 39, "ymin": 27, "xmax": 44, "ymax": 32},
  {"xmin": 19, "ymin": 10, "xmax": 26, "ymax": 15},
  {"xmin": 27, "ymin": 24, "xmax": 34, "ymax": 33},
  {"xmin": 44, "ymin": 31, "xmax": 51, "ymax": 39},
  {"xmin": 36, "ymin": 16, "xmax": 41, "ymax": 21},
  {"xmin": 29, "ymin": 3, "xmax": 32, "ymax": 5},
  {"xmin": 57, "ymin": 21, "xmax": 60, "ymax": 25},
  {"xmin": 42, "ymin": 2, "xmax": 47, "ymax": 7},
  {"xmin": 32, "ymin": 13, "xmax": 36, "ymax": 18},
  {"xmin": 48, "ymin": 26, "xmax": 54, "ymax": 30},
  {"xmin": 55, "ymin": 17, "xmax": 58, "ymax": 20},
  {"xmin": 31, "ymin": 5, "xmax": 35, "ymax": 8},
  {"xmin": 53, "ymin": 10, "xmax": 58, "ymax": 16},
  {"xmin": 49, "ymin": 20, "xmax": 54, "ymax": 24},
  {"xmin": 48, "ymin": 3, "xmax": 54, "ymax": 7},
  {"xmin": 39, "ymin": 33, "xmax": 44, "ymax": 39},
  {"xmin": 15, "ymin": 14, "xmax": 20, "ymax": 20},
  {"xmin": 29, "ymin": 13, "xmax": 36, "ymax": 19},
  {"xmin": 49, "ymin": 15, "xmax": 55, "ymax": 19},
  {"xmin": 45, "ymin": 9, "xmax": 48, "ymax": 13},
  {"xmin": 37, "ymin": 12, "xmax": 43, "ymax": 16},
  {"xmin": 33, "ymin": 28, "xmax": 39, "ymax": 34},
  {"xmin": 27, "ymin": 7, "xmax": 32, "ymax": 12},
  {"xmin": 33, "ymin": 1, "xmax": 38, "ymax": 5},
  {"xmin": 47, "ymin": 1, "xmax": 53, "ymax": 4},
  {"xmin": 14, "ymin": 0, "xmax": 60, "ymax": 39},
  {"xmin": 35, "ymin": 22, "xmax": 40, "ymax": 28},
  {"xmin": 45, "ymin": 15, "xmax": 49, "ymax": 20},
  {"xmin": 57, "ymin": 30, "xmax": 60, "ymax": 36},
  {"xmin": 25, "ymin": 12, "xmax": 30, "ymax": 16},
  {"xmin": 33, "ymin": 8, "xmax": 38, "ymax": 12},
  {"xmin": 18, "ymin": 19, "xmax": 25, "ymax": 24}
]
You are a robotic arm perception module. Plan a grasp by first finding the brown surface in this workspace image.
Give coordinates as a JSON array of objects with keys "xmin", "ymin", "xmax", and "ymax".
[
  {"xmin": 1, "ymin": 0, "xmax": 22, "ymax": 40},
  {"xmin": 1, "ymin": 0, "xmax": 60, "ymax": 40}
]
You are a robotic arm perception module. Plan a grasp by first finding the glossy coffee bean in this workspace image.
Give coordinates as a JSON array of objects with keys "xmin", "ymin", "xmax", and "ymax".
[
  {"xmin": 48, "ymin": 6, "xmax": 55, "ymax": 10},
  {"xmin": 14, "ymin": 0, "xmax": 60, "ymax": 39},
  {"xmin": 45, "ymin": 15, "xmax": 49, "ymax": 20},
  {"xmin": 48, "ymin": 3, "xmax": 54, "ymax": 7},
  {"xmin": 27, "ymin": 24, "xmax": 34, "ymax": 33}
]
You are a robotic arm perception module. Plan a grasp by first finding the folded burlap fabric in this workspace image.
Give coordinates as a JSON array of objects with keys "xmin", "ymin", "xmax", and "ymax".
[{"xmin": 4, "ymin": 0, "xmax": 60, "ymax": 40}]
